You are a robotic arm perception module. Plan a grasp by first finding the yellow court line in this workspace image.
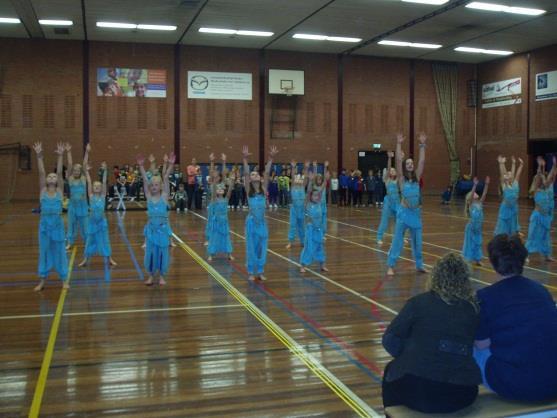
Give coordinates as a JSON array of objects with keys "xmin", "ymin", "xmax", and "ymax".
[
  {"xmin": 172, "ymin": 233, "xmax": 380, "ymax": 418},
  {"xmin": 0, "ymin": 304, "xmax": 242, "ymax": 321},
  {"xmin": 28, "ymin": 247, "xmax": 76, "ymax": 418}
]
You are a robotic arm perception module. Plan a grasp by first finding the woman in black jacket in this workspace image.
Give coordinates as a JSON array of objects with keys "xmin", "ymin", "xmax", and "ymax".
[{"xmin": 382, "ymin": 253, "xmax": 481, "ymax": 413}]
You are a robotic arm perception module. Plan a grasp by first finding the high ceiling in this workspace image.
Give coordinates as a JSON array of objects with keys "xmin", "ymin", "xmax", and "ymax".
[{"xmin": 0, "ymin": 0, "xmax": 555, "ymax": 63}]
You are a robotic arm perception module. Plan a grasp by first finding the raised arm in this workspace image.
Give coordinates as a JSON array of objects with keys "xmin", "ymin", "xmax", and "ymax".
[
  {"xmin": 263, "ymin": 145, "xmax": 278, "ymax": 193},
  {"xmin": 148, "ymin": 153, "xmax": 156, "ymax": 175},
  {"xmin": 514, "ymin": 157, "xmax": 524, "ymax": 184},
  {"xmin": 510, "ymin": 156, "xmax": 516, "ymax": 180},
  {"xmin": 384, "ymin": 151, "xmax": 394, "ymax": 182},
  {"xmin": 221, "ymin": 153, "xmax": 228, "ymax": 178},
  {"xmin": 303, "ymin": 160, "xmax": 310, "ymax": 189},
  {"xmin": 395, "ymin": 134, "xmax": 404, "ymax": 187},
  {"xmin": 137, "ymin": 155, "xmax": 151, "ymax": 199},
  {"xmin": 162, "ymin": 153, "xmax": 175, "ymax": 200},
  {"xmin": 290, "ymin": 159, "xmax": 297, "ymax": 177},
  {"xmin": 497, "ymin": 155, "xmax": 507, "ymax": 187},
  {"xmin": 33, "ymin": 142, "xmax": 46, "ymax": 191},
  {"xmin": 85, "ymin": 162, "xmax": 93, "ymax": 198},
  {"xmin": 101, "ymin": 161, "xmax": 108, "ymax": 196},
  {"xmin": 481, "ymin": 176, "xmax": 490, "ymax": 203},
  {"xmin": 65, "ymin": 142, "xmax": 73, "ymax": 175},
  {"xmin": 544, "ymin": 156, "xmax": 557, "ymax": 187},
  {"xmin": 470, "ymin": 177, "xmax": 479, "ymax": 200},
  {"xmin": 82, "ymin": 143, "xmax": 91, "ymax": 175},
  {"xmin": 416, "ymin": 133, "xmax": 426, "ymax": 181},
  {"xmin": 242, "ymin": 145, "xmax": 251, "ymax": 191},
  {"xmin": 55, "ymin": 142, "xmax": 65, "ymax": 192}
]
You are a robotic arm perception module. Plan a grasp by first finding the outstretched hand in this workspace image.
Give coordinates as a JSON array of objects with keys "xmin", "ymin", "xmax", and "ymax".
[
  {"xmin": 242, "ymin": 146, "xmax": 251, "ymax": 158},
  {"xmin": 485, "ymin": 176, "xmax": 491, "ymax": 184},
  {"xmin": 269, "ymin": 145, "xmax": 278, "ymax": 158},
  {"xmin": 518, "ymin": 157, "xmax": 524, "ymax": 165},
  {"xmin": 387, "ymin": 151, "xmax": 394, "ymax": 158},
  {"xmin": 168, "ymin": 152, "xmax": 176, "ymax": 165},
  {"xmin": 64, "ymin": 142, "xmax": 72, "ymax": 152},
  {"xmin": 396, "ymin": 133, "xmax": 404, "ymax": 144},
  {"xmin": 137, "ymin": 154, "xmax": 146, "ymax": 166},
  {"xmin": 148, "ymin": 154, "xmax": 155, "ymax": 163},
  {"xmin": 473, "ymin": 177, "xmax": 479, "ymax": 185},
  {"xmin": 55, "ymin": 142, "xmax": 65, "ymax": 155},
  {"xmin": 221, "ymin": 153, "xmax": 227, "ymax": 161},
  {"xmin": 33, "ymin": 142, "xmax": 43, "ymax": 155},
  {"xmin": 418, "ymin": 133, "xmax": 427, "ymax": 144},
  {"xmin": 85, "ymin": 143, "xmax": 91, "ymax": 153}
]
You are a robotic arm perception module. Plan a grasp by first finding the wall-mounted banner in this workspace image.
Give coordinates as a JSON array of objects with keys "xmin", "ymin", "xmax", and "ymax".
[
  {"xmin": 187, "ymin": 71, "xmax": 252, "ymax": 100},
  {"xmin": 536, "ymin": 70, "xmax": 557, "ymax": 102},
  {"xmin": 481, "ymin": 77, "xmax": 522, "ymax": 108},
  {"xmin": 97, "ymin": 68, "xmax": 167, "ymax": 98}
]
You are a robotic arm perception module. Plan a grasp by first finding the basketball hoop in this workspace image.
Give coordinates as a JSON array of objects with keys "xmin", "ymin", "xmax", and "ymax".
[{"xmin": 282, "ymin": 87, "xmax": 293, "ymax": 97}]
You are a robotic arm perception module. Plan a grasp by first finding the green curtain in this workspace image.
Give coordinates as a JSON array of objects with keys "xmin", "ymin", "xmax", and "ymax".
[{"xmin": 432, "ymin": 63, "xmax": 461, "ymax": 184}]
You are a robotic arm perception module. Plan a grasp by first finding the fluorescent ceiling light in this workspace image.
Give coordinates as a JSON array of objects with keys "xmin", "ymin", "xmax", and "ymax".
[
  {"xmin": 0, "ymin": 17, "xmax": 21, "ymax": 24},
  {"xmin": 97, "ymin": 21, "xmax": 136, "ymax": 29},
  {"xmin": 199, "ymin": 27, "xmax": 273, "ymax": 36},
  {"xmin": 137, "ymin": 24, "xmax": 177, "ymax": 31},
  {"xmin": 293, "ymin": 34, "xmax": 361, "ymax": 43},
  {"xmin": 236, "ymin": 30, "xmax": 273, "ymax": 37},
  {"xmin": 378, "ymin": 40, "xmax": 442, "ymax": 49},
  {"xmin": 466, "ymin": 2, "xmax": 545, "ymax": 16},
  {"xmin": 39, "ymin": 19, "xmax": 73, "ymax": 26},
  {"xmin": 455, "ymin": 46, "xmax": 513, "ymax": 55},
  {"xmin": 401, "ymin": 0, "xmax": 450, "ymax": 5}
]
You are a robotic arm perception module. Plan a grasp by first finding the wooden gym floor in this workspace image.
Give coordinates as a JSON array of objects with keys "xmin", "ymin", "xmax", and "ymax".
[{"xmin": 0, "ymin": 198, "xmax": 556, "ymax": 417}]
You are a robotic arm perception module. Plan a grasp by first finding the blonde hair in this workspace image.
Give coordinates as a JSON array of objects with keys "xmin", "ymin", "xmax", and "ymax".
[
  {"xmin": 427, "ymin": 253, "xmax": 479, "ymax": 312},
  {"xmin": 464, "ymin": 191, "xmax": 473, "ymax": 218}
]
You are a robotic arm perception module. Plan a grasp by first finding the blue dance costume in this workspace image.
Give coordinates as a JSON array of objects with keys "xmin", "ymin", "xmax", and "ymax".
[
  {"xmin": 144, "ymin": 198, "xmax": 172, "ymax": 276},
  {"xmin": 321, "ymin": 187, "xmax": 328, "ymax": 234},
  {"xmin": 84, "ymin": 195, "xmax": 111, "ymax": 258},
  {"xmin": 300, "ymin": 201, "xmax": 325, "ymax": 267},
  {"xmin": 245, "ymin": 194, "xmax": 268, "ymax": 275},
  {"xmin": 67, "ymin": 179, "xmax": 88, "ymax": 245},
  {"xmin": 38, "ymin": 191, "xmax": 68, "ymax": 280},
  {"xmin": 288, "ymin": 186, "xmax": 306, "ymax": 244},
  {"xmin": 462, "ymin": 202, "xmax": 484, "ymax": 262},
  {"xmin": 208, "ymin": 198, "xmax": 233, "ymax": 256},
  {"xmin": 494, "ymin": 181, "xmax": 520, "ymax": 236},
  {"xmin": 377, "ymin": 180, "xmax": 400, "ymax": 241},
  {"xmin": 205, "ymin": 201, "xmax": 213, "ymax": 243},
  {"xmin": 387, "ymin": 180, "xmax": 424, "ymax": 269},
  {"xmin": 526, "ymin": 189, "xmax": 552, "ymax": 258}
]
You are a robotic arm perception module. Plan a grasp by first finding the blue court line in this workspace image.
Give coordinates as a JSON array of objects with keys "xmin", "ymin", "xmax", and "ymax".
[{"xmin": 116, "ymin": 214, "xmax": 144, "ymax": 281}]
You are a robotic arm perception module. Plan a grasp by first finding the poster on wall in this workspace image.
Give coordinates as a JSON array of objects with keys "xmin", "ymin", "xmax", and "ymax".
[
  {"xmin": 536, "ymin": 70, "xmax": 557, "ymax": 102},
  {"xmin": 187, "ymin": 71, "xmax": 252, "ymax": 100},
  {"xmin": 481, "ymin": 77, "xmax": 522, "ymax": 108},
  {"xmin": 96, "ymin": 68, "xmax": 167, "ymax": 98}
]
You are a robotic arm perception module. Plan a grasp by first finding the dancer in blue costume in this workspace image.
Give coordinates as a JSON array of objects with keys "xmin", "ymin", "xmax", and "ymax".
[
  {"xmin": 207, "ymin": 152, "xmax": 234, "ymax": 261},
  {"xmin": 494, "ymin": 155, "xmax": 523, "ymax": 236},
  {"xmin": 377, "ymin": 151, "xmax": 400, "ymax": 245},
  {"xmin": 462, "ymin": 176, "xmax": 490, "ymax": 266},
  {"xmin": 79, "ymin": 160, "xmax": 117, "ymax": 267},
  {"xmin": 286, "ymin": 160, "xmax": 308, "ymax": 249},
  {"xmin": 387, "ymin": 133, "xmax": 428, "ymax": 276},
  {"xmin": 137, "ymin": 152, "xmax": 175, "ymax": 286},
  {"xmin": 526, "ymin": 156, "xmax": 556, "ymax": 262},
  {"xmin": 242, "ymin": 144, "xmax": 278, "ymax": 281},
  {"xmin": 33, "ymin": 142, "xmax": 69, "ymax": 291},
  {"xmin": 65, "ymin": 142, "xmax": 90, "ymax": 249},
  {"xmin": 313, "ymin": 160, "xmax": 330, "ymax": 236},
  {"xmin": 300, "ymin": 168, "xmax": 329, "ymax": 273}
]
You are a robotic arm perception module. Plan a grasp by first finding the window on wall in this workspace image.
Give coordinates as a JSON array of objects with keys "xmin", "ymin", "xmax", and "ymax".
[
  {"xmin": 42, "ymin": 95, "xmax": 55, "ymax": 128},
  {"xmin": 22, "ymin": 95, "xmax": 33, "ymax": 128},
  {"xmin": 157, "ymin": 100, "xmax": 167, "ymax": 130},
  {"xmin": 64, "ymin": 96, "xmax": 76, "ymax": 129},
  {"xmin": 0, "ymin": 95, "xmax": 12, "ymax": 128}
]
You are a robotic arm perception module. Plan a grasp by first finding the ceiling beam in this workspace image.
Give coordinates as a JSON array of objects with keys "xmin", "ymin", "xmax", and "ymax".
[
  {"xmin": 81, "ymin": 0, "xmax": 88, "ymax": 41},
  {"xmin": 176, "ymin": 0, "xmax": 210, "ymax": 45},
  {"xmin": 342, "ymin": 0, "xmax": 470, "ymax": 55},
  {"xmin": 9, "ymin": 0, "xmax": 44, "ymax": 39},
  {"xmin": 261, "ymin": 0, "xmax": 338, "ymax": 50}
]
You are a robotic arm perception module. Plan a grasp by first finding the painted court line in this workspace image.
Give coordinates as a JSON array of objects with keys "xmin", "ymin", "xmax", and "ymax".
[
  {"xmin": 28, "ymin": 247, "xmax": 76, "ymax": 418},
  {"xmin": 0, "ymin": 304, "xmax": 242, "ymax": 321},
  {"xmin": 172, "ymin": 232, "xmax": 380, "ymax": 418},
  {"xmin": 190, "ymin": 211, "xmax": 397, "ymax": 317}
]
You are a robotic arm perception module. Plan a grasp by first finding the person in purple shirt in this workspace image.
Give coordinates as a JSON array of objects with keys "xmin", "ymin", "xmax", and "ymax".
[{"xmin": 474, "ymin": 234, "xmax": 557, "ymax": 402}]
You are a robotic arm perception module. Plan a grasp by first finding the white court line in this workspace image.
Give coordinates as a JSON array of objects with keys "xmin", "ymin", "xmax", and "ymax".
[
  {"xmin": 345, "ymin": 210, "xmax": 557, "ymax": 278},
  {"xmin": 188, "ymin": 211, "xmax": 398, "ymax": 317},
  {"xmin": 0, "ymin": 304, "xmax": 242, "ymax": 321}
]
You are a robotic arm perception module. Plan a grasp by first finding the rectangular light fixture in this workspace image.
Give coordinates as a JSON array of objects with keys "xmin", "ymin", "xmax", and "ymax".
[
  {"xmin": 293, "ymin": 34, "xmax": 361, "ymax": 43},
  {"xmin": 137, "ymin": 24, "xmax": 177, "ymax": 31},
  {"xmin": 97, "ymin": 21, "xmax": 136, "ymax": 29},
  {"xmin": 401, "ymin": 0, "xmax": 450, "ymax": 5},
  {"xmin": 199, "ymin": 27, "xmax": 273, "ymax": 37},
  {"xmin": 378, "ymin": 40, "xmax": 442, "ymax": 49},
  {"xmin": 39, "ymin": 19, "xmax": 73, "ymax": 26},
  {"xmin": 465, "ymin": 2, "xmax": 545, "ymax": 16},
  {"xmin": 0, "ymin": 17, "xmax": 21, "ymax": 24},
  {"xmin": 455, "ymin": 46, "xmax": 513, "ymax": 55}
]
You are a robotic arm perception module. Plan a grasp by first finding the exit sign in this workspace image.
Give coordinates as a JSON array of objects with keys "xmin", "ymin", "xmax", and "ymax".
[{"xmin": 373, "ymin": 144, "xmax": 381, "ymax": 149}]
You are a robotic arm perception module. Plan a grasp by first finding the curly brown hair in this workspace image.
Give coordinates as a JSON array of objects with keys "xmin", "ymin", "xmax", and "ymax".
[{"xmin": 427, "ymin": 253, "xmax": 479, "ymax": 312}]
